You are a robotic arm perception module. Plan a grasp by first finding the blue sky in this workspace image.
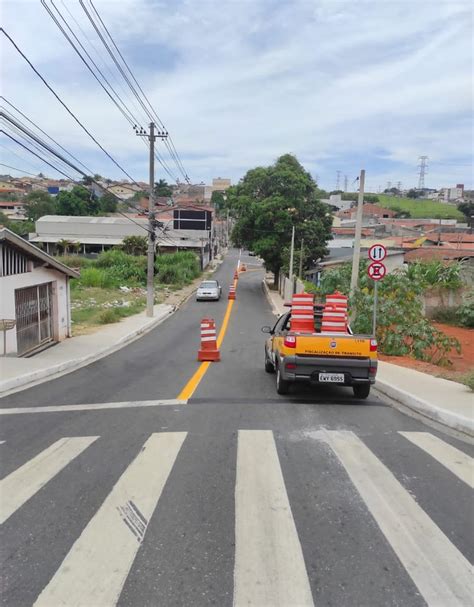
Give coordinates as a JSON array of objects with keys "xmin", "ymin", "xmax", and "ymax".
[{"xmin": 1, "ymin": 0, "xmax": 473, "ymax": 191}]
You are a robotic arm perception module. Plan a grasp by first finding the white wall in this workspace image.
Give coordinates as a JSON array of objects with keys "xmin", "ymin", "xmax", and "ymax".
[{"xmin": 0, "ymin": 267, "xmax": 70, "ymax": 355}]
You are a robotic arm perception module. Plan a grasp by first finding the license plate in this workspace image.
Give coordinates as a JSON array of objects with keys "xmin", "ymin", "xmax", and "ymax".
[{"xmin": 319, "ymin": 373, "xmax": 345, "ymax": 383}]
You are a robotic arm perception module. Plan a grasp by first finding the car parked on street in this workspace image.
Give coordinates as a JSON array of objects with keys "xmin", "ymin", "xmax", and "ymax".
[{"xmin": 196, "ymin": 280, "xmax": 222, "ymax": 301}]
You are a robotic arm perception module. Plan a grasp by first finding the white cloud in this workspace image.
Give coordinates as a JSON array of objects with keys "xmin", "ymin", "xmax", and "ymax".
[{"xmin": 1, "ymin": 0, "xmax": 472, "ymax": 190}]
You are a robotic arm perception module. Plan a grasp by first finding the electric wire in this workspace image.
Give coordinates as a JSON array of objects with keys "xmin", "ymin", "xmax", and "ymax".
[
  {"xmin": 83, "ymin": 0, "xmax": 189, "ymax": 182},
  {"xmin": 41, "ymin": 2, "xmax": 178, "ymax": 182},
  {"xmin": 1, "ymin": 28, "xmax": 142, "ymax": 188},
  {"xmin": 0, "ymin": 163, "xmax": 39, "ymax": 177}
]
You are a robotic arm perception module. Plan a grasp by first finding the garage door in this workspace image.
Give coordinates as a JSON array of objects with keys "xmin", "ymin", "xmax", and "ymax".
[{"xmin": 14, "ymin": 283, "xmax": 54, "ymax": 356}]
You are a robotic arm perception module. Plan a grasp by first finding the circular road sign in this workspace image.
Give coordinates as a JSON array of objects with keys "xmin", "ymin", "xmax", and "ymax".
[
  {"xmin": 368, "ymin": 243, "xmax": 387, "ymax": 262},
  {"xmin": 368, "ymin": 261, "xmax": 387, "ymax": 281}
]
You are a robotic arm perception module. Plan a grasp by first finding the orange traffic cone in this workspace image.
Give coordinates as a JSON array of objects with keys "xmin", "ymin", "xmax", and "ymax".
[
  {"xmin": 234, "ymin": 270, "xmax": 239, "ymax": 280},
  {"xmin": 240, "ymin": 264, "xmax": 247, "ymax": 272},
  {"xmin": 197, "ymin": 318, "xmax": 220, "ymax": 362},
  {"xmin": 228, "ymin": 284, "xmax": 236, "ymax": 300}
]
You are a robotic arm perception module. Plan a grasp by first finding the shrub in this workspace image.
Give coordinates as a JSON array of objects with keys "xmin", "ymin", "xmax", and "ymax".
[
  {"xmin": 97, "ymin": 309, "xmax": 121, "ymax": 324},
  {"xmin": 78, "ymin": 268, "xmax": 116, "ymax": 288},
  {"xmin": 55, "ymin": 255, "xmax": 93, "ymax": 268},
  {"xmin": 317, "ymin": 262, "xmax": 461, "ymax": 365},
  {"xmin": 96, "ymin": 249, "xmax": 147, "ymax": 285},
  {"xmin": 456, "ymin": 299, "xmax": 474, "ymax": 328},
  {"xmin": 155, "ymin": 252, "xmax": 200, "ymax": 285},
  {"xmin": 461, "ymin": 370, "xmax": 474, "ymax": 391}
]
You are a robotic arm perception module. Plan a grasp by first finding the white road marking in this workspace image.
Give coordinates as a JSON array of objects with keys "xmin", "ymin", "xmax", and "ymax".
[
  {"xmin": 399, "ymin": 431, "xmax": 474, "ymax": 488},
  {"xmin": 0, "ymin": 440, "xmax": 5, "ymax": 444},
  {"xmin": 0, "ymin": 437, "xmax": 98, "ymax": 525},
  {"xmin": 234, "ymin": 430, "xmax": 314, "ymax": 607},
  {"xmin": 325, "ymin": 430, "xmax": 473, "ymax": 607},
  {"xmin": 33, "ymin": 432, "xmax": 187, "ymax": 607},
  {"xmin": 0, "ymin": 399, "xmax": 187, "ymax": 415}
]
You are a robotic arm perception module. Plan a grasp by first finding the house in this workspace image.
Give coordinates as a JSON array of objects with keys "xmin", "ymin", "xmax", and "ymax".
[
  {"xmin": 107, "ymin": 183, "xmax": 143, "ymax": 200},
  {"xmin": 0, "ymin": 200, "xmax": 26, "ymax": 220},
  {"xmin": 0, "ymin": 228, "xmax": 79, "ymax": 356},
  {"xmin": 336, "ymin": 203, "xmax": 397, "ymax": 221}
]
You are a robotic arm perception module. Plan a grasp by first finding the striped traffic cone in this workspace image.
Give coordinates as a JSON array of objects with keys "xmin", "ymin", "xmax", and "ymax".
[
  {"xmin": 228, "ymin": 284, "xmax": 236, "ymax": 300},
  {"xmin": 321, "ymin": 304, "xmax": 348, "ymax": 333},
  {"xmin": 240, "ymin": 264, "xmax": 247, "ymax": 272},
  {"xmin": 290, "ymin": 293, "xmax": 315, "ymax": 332},
  {"xmin": 197, "ymin": 318, "xmax": 220, "ymax": 362},
  {"xmin": 234, "ymin": 270, "xmax": 239, "ymax": 280}
]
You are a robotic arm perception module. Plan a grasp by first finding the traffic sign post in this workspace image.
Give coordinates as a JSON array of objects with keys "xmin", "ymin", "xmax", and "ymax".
[{"xmin": 367, "ymin": 245, "xmax": 387, "ymax": 338}]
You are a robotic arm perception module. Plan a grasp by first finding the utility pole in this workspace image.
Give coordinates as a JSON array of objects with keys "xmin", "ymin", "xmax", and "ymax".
[
  {"xmin": 344, "ymin": 175, "xmax": 348, "ymax": 193},
  {"xmin": 336, "ymin": 170, "xmax": 341, "ymax": 191},
  {"xmin": 350, "ymin": 169, "xmax": 365, "ymax": 296},
  {"xmin": 289, "ymin": 225, "xmax": 295, "ymax": 294},
  {"xmin": 299, "ymin": 238, "xmax": 304, "ymax": 279},
  {"xmin": 135, "ymin": 122, "xmax": 168, "ymax": 317}
]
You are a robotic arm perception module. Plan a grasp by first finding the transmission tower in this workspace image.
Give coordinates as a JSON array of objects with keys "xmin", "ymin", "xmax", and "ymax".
[
  {"xmin": 418, "ymin": 156, "xmax": 428, "ymax": 190},
  {"xmin": 335, "ymin": 170, "xmax": 341, "ymax": 190},
  {"xmin": 386, "ymin": 181, "xmax": 392, "ymax": 191},
  {"xmin": 396, "ymin": 181, "xmax": 402, "ymax": 192},
  {"xmin": 344, "ymin": 175, "xmax": 348, "ymax": 192}
]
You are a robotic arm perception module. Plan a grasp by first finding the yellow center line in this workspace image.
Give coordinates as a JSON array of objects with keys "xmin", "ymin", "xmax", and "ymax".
[{"xmin": 177, "ymin": 292, "xmax": 237, "ymax": 401}]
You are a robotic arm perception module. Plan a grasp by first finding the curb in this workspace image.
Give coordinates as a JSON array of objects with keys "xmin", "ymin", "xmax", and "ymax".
[
  {"xmin": 375, "ymin": 379, "xmax": 474, "ymax": 438},
  {"xmin": 0, "ymin": 306, "xmax": 174, "ymax": 397},
  {"xmin": 262, "ymin": 279, "xmax": 284, "ymax": 316},
  {"xmin": 0, "ymin": 256, "xmax": 227, "ymax": 398}
]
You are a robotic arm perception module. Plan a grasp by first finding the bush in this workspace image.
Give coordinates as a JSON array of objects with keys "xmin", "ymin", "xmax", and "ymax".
[
  {"xmin": 317, "ymin": 262, "xmax": 461, "ymax": 365},
  {"xmin": 456, "ymin": 299, "xmax": 474, "ymax": 328},
  {"xmin": 55, "ymin": 255, "xmax": 93, "ymax": 268},
  {"xmin": 96, "ymin": 249, "xmax": 147, "ymax": 285},
  {"xmin": 461, "ymin": 370, "xmax": 474, "ymax": 391},
  {"xmin": 155, "ymin": 251, "xmax": 200, "ymax": 285},
  {"xmin": 78, "ymin": 268, "xmax": 116, "ymax": 288},
  {"xmin": 97, "ymin": 309, "xmax": 121, "ymax": 324}
]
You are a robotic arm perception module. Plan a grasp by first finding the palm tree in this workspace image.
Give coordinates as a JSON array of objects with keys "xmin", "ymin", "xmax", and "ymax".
[{"xmin": 57, "ymin": 239, "xmax": 74, "ymax": 255}]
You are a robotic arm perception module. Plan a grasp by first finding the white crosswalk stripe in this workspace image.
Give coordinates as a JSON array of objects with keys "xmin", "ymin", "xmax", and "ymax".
[
  {"xmin": 324, "ymin": 430, "xmax": 473, "ymax": 607},
  {"xmin": 2, "ymin": 429, "xmax": 472, "ymax": 606},
  {"xmin": 33, "ymin": 431, "xmax": 187, "ymax": 607},
  {"xmin": 234, "ymin": 430, "xmax": 314, "ymax": 606},
  {"xmin": 399, "ymin": 431, "xmax": 474, "ymax": 488},
  {"xmin": 0, "ymin": 436, "xmax": 98, "ymax": 525}
]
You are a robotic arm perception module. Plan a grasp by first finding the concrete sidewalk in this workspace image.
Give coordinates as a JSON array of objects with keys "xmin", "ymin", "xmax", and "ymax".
[
  {"xmin": 0, "ymin": 304, "xmax": 173, "ymax": 396},
  {"xmin": 263, "ymin": 279, "xmax": 474, "ymax": 437}
]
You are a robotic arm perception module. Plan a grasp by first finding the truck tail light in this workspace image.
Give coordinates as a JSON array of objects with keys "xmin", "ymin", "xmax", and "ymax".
[
  {"xmin": 370, "ymin": 339, "xmax": 377, "ymax": 352},
  {"xmin": 284, "ymin": 335, "xmax": 297, "ymax": 348},
  {"xmin": 285, "ymin": 362, "xmax": 297, "ymax": 370},
  {"xmin": 369, "ymin": 364, "xmax": 377, "ymax": 377}
]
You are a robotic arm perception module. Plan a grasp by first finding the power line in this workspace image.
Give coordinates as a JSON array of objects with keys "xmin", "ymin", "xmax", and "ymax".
[
  {"xmin": 0, "ymin": 163, "xmax": 39, "ymax": 177},
  {"xmin": 41, "ymin": 2, "xmax": 178, "ymax": 183},
  {"xmin": 82, "ymin": 0, "xmax": 189, "ymax": 182},
  {"xmin": 1, "ymin": 28, "xmax": 142, "ymax": 187},
  {"xmin": 2, "ymin": 96, "xmax": 93, "ymax": 175}
]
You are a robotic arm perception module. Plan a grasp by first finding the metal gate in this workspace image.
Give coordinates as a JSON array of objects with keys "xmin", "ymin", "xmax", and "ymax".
[{"xmin": 14, "ymin": 283, "xmax": 54, "ymax": 356}]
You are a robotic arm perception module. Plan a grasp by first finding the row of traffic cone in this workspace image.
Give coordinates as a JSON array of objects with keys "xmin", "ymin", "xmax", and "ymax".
[{"xmin": 198, "ymin": 264, "xmax": 241, "ymax": 361}]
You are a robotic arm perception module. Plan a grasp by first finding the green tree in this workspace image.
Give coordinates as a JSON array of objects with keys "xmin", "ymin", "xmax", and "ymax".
[
  {"xmin": 211, "ymin": 190, "xmax": 225, "ymax": 212},
  {"xmin": 80, "ymin": 175, "xmax": 93, "ymax": 186},
  {"xmin": 457, "ymin": 201, "xmax": 474, "ymax": 224},
  {"xmin": 99, "ymin": 192, "xmax": 118, "ymax": 213},
  {"xmin": 121, "ymin": 235, "xmax": 147, "ymax": 256},
  {"xmin": 56, "ymin": 239, "xmax": 75, "ymax": 255},
  {"xmin": 407, "ymin": 189, "xmax": 419, "ymax": 199},
  {"xmin": 56, "ymin": 186, "xmax": 98, "ymax": 216},
  {"xmin": 23, "ymin": 191, "xmax": 57, "ymax": 221},
  {"xmin": 154, "ymin": 179, "xmax": 173, "ymax": 197},
  {"xmin": 227, "ymin": 154, "xmax": 333, "ymax": 284}
]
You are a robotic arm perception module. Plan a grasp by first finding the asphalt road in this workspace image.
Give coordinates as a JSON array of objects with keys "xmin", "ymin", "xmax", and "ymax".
[{"xmin": 1, "ymin": 249, "xmax": 473, "ymax": 607}]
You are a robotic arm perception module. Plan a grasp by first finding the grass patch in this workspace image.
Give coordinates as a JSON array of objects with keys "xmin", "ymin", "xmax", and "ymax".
[
  {"xmin": 155, "ymin": 251, "xmax": 200, "ymax": 286},
  {"xmin": 460, "ymin": 370, "xmax": 474, "ymax": 391},
  {"xmin": 376, "ymin": 194, "xmax": 464, "ymax": 220}
]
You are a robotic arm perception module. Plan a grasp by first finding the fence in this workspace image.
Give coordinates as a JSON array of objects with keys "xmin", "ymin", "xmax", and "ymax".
[{"xmin": 278, "ymin": 274, "xmax": 306, "ymax": 302}]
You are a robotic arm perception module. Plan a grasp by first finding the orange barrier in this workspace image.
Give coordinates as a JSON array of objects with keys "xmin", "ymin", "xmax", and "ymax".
[
  {"xmin": 321, "ymin": 303, "xmax": 348, "ymax": 333},
  {"xmin": 290, "ymin": 293, "xmax": 315, "ymax": 332},
  {"xmin": 240, "ymin": 264, "xmax": 247, "ymax": 272},
  {"xmin": 234, "ymin": 270, "xmax": 239, "ymax": 280},
  {"xmin": 326, "ymin": 290, "xmax": 348, "ymax": 310},
  {"xmin": 228, "ymin": 284, "xmax": 236, "ymax": 300},
  {"xmin": 197, "ymin": 318, "xmax": 220, "ymax": 362}
]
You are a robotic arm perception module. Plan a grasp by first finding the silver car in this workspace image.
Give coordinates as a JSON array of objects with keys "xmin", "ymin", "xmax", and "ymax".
[{"xmin": 196, "ymin": 280, "xmax": 222, "ymax": 301}]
